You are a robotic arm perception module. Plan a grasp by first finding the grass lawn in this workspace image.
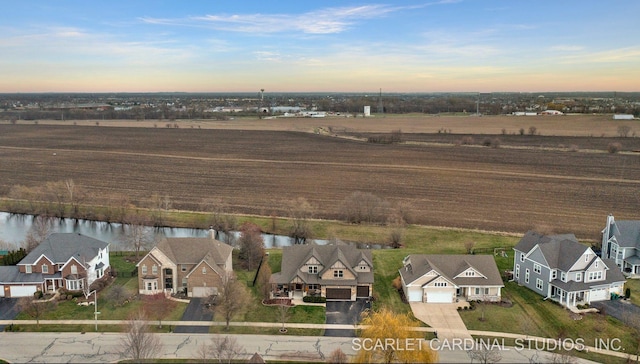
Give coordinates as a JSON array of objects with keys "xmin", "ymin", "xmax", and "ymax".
[{"xmin": 623, "ymin": 278, "xmax": 640, "ymax": 306}]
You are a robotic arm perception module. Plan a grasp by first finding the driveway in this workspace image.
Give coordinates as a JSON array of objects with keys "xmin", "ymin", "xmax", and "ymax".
[
  {"xmin": 591, "ymin": 299, "xmax": 640, "ymax": 331},
  {"xmin": 409, "ymin": 302, "xmax": 471, "ymax": 340},
  {"xmin": 173, "ymin": 298, "xmax": 213, "ymax": 333},
  {"xmin": 0, "ymin": 298, "xmax": 20, "ymax": 331},
  {"xmin": 324, "ymin": 299, "xmax": 370, "ymax": 337}
]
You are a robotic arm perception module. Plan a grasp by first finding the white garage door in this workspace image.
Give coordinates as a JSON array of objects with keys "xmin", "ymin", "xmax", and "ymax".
[
  {"xmin": 426, "ymin": 290, "xmax": 453, "ymax": 303},
  {"xmin": 10, "ymin": 285, "xmax": 37, "ymax": 297},
  {"xmin": 408, "ymin": 288, "xmax": 422, "ymax": 302},
  {"xmin": 590, "ymin": 288, "xmax": 608, "ymax": 301},
  {"xmin": 0, "ymin": 285, "xmax": 4, "ymax": 297},
  {"xmin": 192, "ymin": 286, "xmax": 217, "ymax": 298}
]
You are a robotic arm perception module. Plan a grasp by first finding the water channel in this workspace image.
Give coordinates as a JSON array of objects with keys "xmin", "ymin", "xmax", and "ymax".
[{"xmin": 0, "ymin": 212, "xmax": 384, "ymax": 250}]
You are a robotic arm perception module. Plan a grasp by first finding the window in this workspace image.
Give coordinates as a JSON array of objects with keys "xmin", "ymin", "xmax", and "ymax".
[
  {"xmin": 435, "ymin": 282, "xmax": 447, "ymax": 287},
  {"xmin": 520, "ymin": 253, "xmax": 525, "ymax": 262},
  {"xmin": 181, "ymin": 264, "xmax": 187, "ymax": 272},
  {"xmin": 146, "ymin": 281, "xmax": 157, "ymax": 291},
  {"xmin": 141, "ymin": 265, "xmax": 147, "ymax": 275},
  {"xmin": 561, "ymin": 272, "xmax": 566, "ymax": 282},
  {"xmin": 551, "ymin": 270, "xmax": 557, "ymax": 279},
  {"xmin": 359, "ymin": 265, "xmax": 368, "ymax": 271},
  {"xmin": 182, "ymin": 278, "xmax": 188, "ymax": 287},
  {"xmin": 42, "ymin": 264, "xmax": 49, "ymax": 274},
  {"xmin": 515, "ymin": 265, "xmax": 520, "ymax": 279},
  {"xmin": 575, "ymin": 272, "xmax": 582, "ymax": 282},
  {"xmin": 71, "ymin": 265, "xmax": 78, "ymax": 275},
  {"xmin": 533, "ymin": 263, "xmax": 541, "ymax": 274},
  {"xmin": 152, "ymin": 265, "xmax": 158, "ymax": 275},
  {"xmin": 465, "ymin": 270, "xmax": 475, "ymax": 277},
  {"xmin": 525, "ymin": 269, "xmax": 530, "ymax": 284},
  {"xmin": 25, "ymin": 265, "xmax": 32, "ymax": 274},
  {"xmin": 585, "ymin": 254, "xmax": 590, "ymax": 262},
  {"xmin": 595, "ymin": 260, "xmax": 599, "ymax": 268},
  {"xmin": 67, "ymin": 279, "xmax": 83, "ymax": 291},
  {"xmin": 334, "ymin": 270, "xmax": 344, "ymax": 278},
  {"xmin": 308, "ymin": 284, "xmax": 319, "ymax": 290},
  {"xmin": 475, "ymin": 287, "xmax": 489, "ymax": 295},
  {"xmin": 536, "ymin": 278, "xmax": 543, "ymax": 291},
  {"xmin": 202, "ymin": 267, "xmax": 207, "ymax": 274},
  {"xmin": 308, "ymin": 266, "xmax": 318, "ymax": 274},
  {"xmin": 588, "ymin": 271, "xmax": 603, "ymax": 281}
]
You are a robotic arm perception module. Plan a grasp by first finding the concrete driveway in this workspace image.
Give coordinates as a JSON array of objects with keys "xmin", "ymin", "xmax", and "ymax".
[
  {"xmin": 592, "ymin": 299, "xmax": 640, "ymax": 331},
  {"xmin": 173, "ymin": 298, "xmax": 213, "ymax": 333},
  {"xmin": 409, "ymin": 302, "xmax": 471, "ymax": 340},
  {"xmin": 324, "ymin": 299, "xmax": 370, "ymax": 337},
  {"xmin": 0, "ymin": 298, "xmax": 20, "ymax": 331}
]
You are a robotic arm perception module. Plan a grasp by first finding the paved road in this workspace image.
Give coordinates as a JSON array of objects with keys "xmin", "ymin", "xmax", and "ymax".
[
  {"xmin": 324, "ymin": 299, "xmax": 369, "ymax": 337},
  {"xmin": 173, "ymin": 298, "xmax": 213, "ymax": 333},
  {"xmin": 0, "ymin": 332, "xmax": 604, "ymax": 363},
  {"xmin": 0, "ymin": 298, "xmax": 19, "ymax": 331}
]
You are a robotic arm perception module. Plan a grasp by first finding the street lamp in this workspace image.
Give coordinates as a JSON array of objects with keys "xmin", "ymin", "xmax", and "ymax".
[{"xmin": 90, "ymin": 290, "xmax": 100, "ymax": 331}]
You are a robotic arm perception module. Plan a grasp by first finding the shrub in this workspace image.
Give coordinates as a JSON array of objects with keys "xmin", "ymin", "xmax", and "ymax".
[
  {"xmin": 303, "ymin": 296, "xmax": 326, "ymax": 303},
  {"xmin": 569, "ymin": 144, "xmax": 579, "ymax": 152},
  {"xmin": 460, "ymin": 136, "xmax": 474, "ymax": 145},
  {"xmin": 528, "ymin": 126, "xmax": 537, "ymax": 135},
  {"xmin": 626, "ymin": 288, "xmax": 631, "ymax": 299},
  {"xmin": 481, "ymin": 138, "xmax": 492, "ymax": 147},
  {"xmin": 491, "ymin": 138, "xmax": 501, "ymax": 148},
  {"xmin": 608, "ymin": 142, "xmax": 622, "ymax": 154},
  {"xmin": 392, "ymin": 276, "xmax": 403, "ymax": 290},
  {"xmin": 519, "ymin": 128, "xmax": 525, "ymax": 136}
]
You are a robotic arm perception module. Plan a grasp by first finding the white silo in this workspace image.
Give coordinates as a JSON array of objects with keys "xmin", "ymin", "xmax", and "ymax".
[{"xmin": 364, "ymin": 105, "xmax": 371, "ymax": 117}]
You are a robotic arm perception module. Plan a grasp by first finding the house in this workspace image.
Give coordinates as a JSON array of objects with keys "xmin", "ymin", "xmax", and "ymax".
[
  {"xmin": 399, "ymin": 255, "xmax": 503, "ymax": 303},
  {"xmin": 0, "ymin": 233, "xmax": 110, "ymax": 298},
  {"xmin": 270, "ymin": 243, "xmax": 373, "ymax": 301},
  {"xmin": 137, "ymin": 237, "xmax": 233, "ymax": 297},
  {"xmin": 602, "ymin": 214, "xmax": 640, "ymax": 275},
  {"xmin": 513, "ymin": 231, "xmax": 625, "ymax": 307}
]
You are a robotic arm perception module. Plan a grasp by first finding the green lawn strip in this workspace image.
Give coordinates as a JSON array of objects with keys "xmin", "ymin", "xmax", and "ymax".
[
  {"xmin": 623, "ymin": 278, "xmax": 640, "ymax": 306},
  {"xmin": 462, "ymin": 282, "xmax": 639, "ymax": 356}
]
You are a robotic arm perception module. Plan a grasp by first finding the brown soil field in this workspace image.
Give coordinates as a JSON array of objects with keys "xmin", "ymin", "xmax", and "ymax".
[{"xmin": 1, "ymin": 121, "xmax": 640, "ymax": 239}]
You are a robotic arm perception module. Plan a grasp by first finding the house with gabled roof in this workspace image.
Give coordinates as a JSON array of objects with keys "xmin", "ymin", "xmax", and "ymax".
[
  {"xmin": 514, "ymin": 231, "xmax": 625, "ymax": 307},
  {"xmin": 270, "ymin": 243, "xmax": 373, "ymax": 301},
  {"xmin": 602, "ymin": 214, "xmax": 640, "ymax": 275},
  {"xmin": 399, "ymin": 254, "xmax": 503, "ymax": 303},
  {"xmin": 0, "ymin": 233, "xmax": 110, "ymax": 298},
  {"xmin": 137, "ymin": 236, "xmax": 233, "ymax": 297}
]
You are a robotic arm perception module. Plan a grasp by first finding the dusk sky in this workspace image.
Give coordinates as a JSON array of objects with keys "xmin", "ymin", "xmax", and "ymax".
[{"xmin": 2, "ymin": 1, "xmax": 639, "ymax": 93}]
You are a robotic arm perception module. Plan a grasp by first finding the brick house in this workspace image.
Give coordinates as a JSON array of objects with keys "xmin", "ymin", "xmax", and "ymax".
[
  {"xmin": 0, "ymin": 233, "xmax": 110, "ymax": 298},
  {"xmin": 137, "ymin": 237, "xmax": 233, "ymax": 297}
]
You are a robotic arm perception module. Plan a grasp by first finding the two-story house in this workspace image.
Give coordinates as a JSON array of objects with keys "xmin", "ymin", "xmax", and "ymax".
[
  {"xmin": 399, "ymin": 254, "xmax": 503, "ymax": 303},
  {"xmin": 0, "ymin": 233, "xmax": 110, "ymax": 298},
  {"xmin": 270, "ymin": 243, "xmax": 373, "ymax": 301},
  {"xmin": 513, "ymin": 231, "xmax": 625, "ymax": 307},
  {"xmin": 601, "ymin": 214, "xmax": 640, "ymax": 275},
  {"xmin": 137, "ymin": 237, "xmax": 233, "ymax": 297}
]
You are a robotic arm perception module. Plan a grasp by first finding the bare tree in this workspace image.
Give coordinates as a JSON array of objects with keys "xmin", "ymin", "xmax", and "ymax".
[
  {"xmin": 209, "ymin": 335, "xmax": 245, "ymax": 364},
  {"xmin": 64, "ymin": 179, "xmax": 85, "ymax": 217},
  {"xmin": 327, "ymin": 348, "xmax": 348, "ymax": 363},
  {"xmin": 238, "ymin": 222, "xmax": 264, "ymax": 270},
  {"xmin": 341, "ymin": 191, "xmax": 390, "ymax": 224},
  {"xmin": 23, "ymin": 216, "xmax": 53, "ymax": 253},
  {"xmin": 277, "ymin": 302, "xmax": 291, "ymax": 332},
  {"xmin": 618, "ymin": 125, "xmax": 632, "ymax": 137},
  {"xmin": 120, "ymin": 311, "xmax": 163, "ymax": 363},
  {"xmin": 288, "ymin": 197, "xmax": 314, "ymax": 244},
  {"xmin": 149, "ymin": 193, "xmax": 171, "ymax": 226},
  {"xmin": 216, "ymin": 272, "xmax": 250, "ymax": 331},
  {"xmin": 467, "ymin": 346, "xmax": 502, "ymax": 363},
  {"xmin": 256, "ymin": 261, "xmax": 272, "ymax": 301},
  {"xmin": 388, "ymin": 227, "xmax": 404, "ymax": 249},
  {"xmin": 206, "ymin": 199, "xmax": 238, "ymax": 243},
  {"xmin": 464, "ymin": 240, "xmax": 476, "ymax": 254},
  {"xmin": 18, "ymin": 296, "xmax": 56, "ymax": 328},
  {"xmin": 143, "ymin": 293, "xmax": 177, "ymax": 328},
  {"xmin": 121, "ymin": 215, "xmax": 156, "ymax": 260}
]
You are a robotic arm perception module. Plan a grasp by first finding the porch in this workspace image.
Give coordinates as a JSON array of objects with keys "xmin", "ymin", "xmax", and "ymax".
[
  {"xmin": 272, "ymin": 283, "xmax": 322, "ymax": 299},
  {"xmin": 548, "ymin": 286, "xmax": 588, "ymax": 307}
]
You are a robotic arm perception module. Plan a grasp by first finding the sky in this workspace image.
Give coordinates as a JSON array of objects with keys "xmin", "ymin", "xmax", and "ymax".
[{"xmin": 1, "ymin": 1, "xmax": 639, "ymax": 93}]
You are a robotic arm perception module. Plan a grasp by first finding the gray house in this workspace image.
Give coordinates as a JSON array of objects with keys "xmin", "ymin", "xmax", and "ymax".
[
  {"xmin": 602, "ymin": 214, "xmax": 640, "ymax": 275},
  {"xmin": 270, "ymin": 243, "xmax": 373, "ymax": 301},
  {"xmin": 513, "ymin": 231, "xmax": 625, "ymax": 307},
  {"xmin": 399, "ymin": 254, "xmax": 503, "ymax": 303}
]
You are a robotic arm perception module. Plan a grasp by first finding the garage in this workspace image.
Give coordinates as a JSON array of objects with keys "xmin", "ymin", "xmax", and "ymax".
[
  {"xmin": 407, "ymin": 288, "xmax": 423, "ymax": 302},
  {"xmin": 326, "ymin": 288, "xmax": 351, "ymax": 300},
  {"xmin": 356, "ymin": 285, "xmax": 370, "ymax": 298},
  {"xmin": 0, "ymin": 285, "xmax": 4, "ymax": 297},
  {"xmin": 192, "ymin": 286, "xmax": 217, "ymax": 298},
  {"xmin": 425, "ymin": 290, "xmax": 453, "ymax": 303},
  {"xmin": 9, "ymin": 285, "xmax": 37, "ymax": 298},
  {"xmin": 590, "ymin": 288, "xmax": 608, "ymax": 302}
]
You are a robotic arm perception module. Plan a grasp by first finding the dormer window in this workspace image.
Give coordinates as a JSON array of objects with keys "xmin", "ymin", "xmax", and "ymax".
[
  {"xmin": 334, "ymin": 270, "xmax": 344, "ymax": 278},
  {"xmin": 26, "ymin": 265, "xmax": 32, "ymax": 274},
  {"xmin": 561, "ymin": 272, "xmax": 566, "ymax": 282},
  {"xmin": 575, "ymin": 272, "xmax": 582, "ymax": 282},
  {"xmin": 465, "ymin": 271, "xmax": 475, "ymax": 277},
  {"xmin": 42, "ymin": 264, "xmax": 49, "ymax": 274},
  {"xmin": 71, "ymin": 265, "xmax": 78, "ymax": 275},
  {"xmin": 308, "ymin": 266, "xmax": 318, "ymax": 274},
  {"xmin": 202, "ymin": 267, "xmax": 207, "ymax": 274}
]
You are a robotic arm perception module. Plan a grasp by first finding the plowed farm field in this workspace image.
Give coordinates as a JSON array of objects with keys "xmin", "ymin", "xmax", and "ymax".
[{"xmin": 1, "ymin": 121, "xmax": 639, "ymax": 238}]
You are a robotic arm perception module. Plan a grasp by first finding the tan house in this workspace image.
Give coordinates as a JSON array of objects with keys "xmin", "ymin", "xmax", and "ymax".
[
  {"xmin": 137, "ymin": 237, "xmax": 233, "ymax": 298},
  {"xmin": 400, "ymin": 255, "xmax": 503, "ymax": 303},
  {"xmin": 270, "ymin": 243, "xmax": 373, "ymax": 301}
]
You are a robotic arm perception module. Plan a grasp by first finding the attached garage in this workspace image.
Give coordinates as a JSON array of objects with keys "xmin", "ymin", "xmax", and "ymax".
[
  {"xmin": 356, "ymin": 285, "xmax": 370, "ymax": 298},
  {"xmin": 192, "ymin": 286, "xmax": 218, "ymax": 298},
  {"xmin": 590, "ymin": 288, "xmax": 608, "ymax": 302},
  {"xmin": 407, "ymin": 288, "xmax": 423, "ymax": 302},
  {"xmin": 425, "ymin": 290, "xmax": 453, "ymax": 303},
  {"xmin": 9, "ymin": 285, "xmax": 38, "ymax": 298},
  {"xmin": 326, "ymin": 288, "xmax": 351, "ymax": 300}
]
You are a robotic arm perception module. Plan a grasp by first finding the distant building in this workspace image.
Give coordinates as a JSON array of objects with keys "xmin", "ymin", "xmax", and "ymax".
[
  {"xmin": 613, "ymin": 114, "xmax": 634, "ymax": 120},
  {"xmin": 540, "ymin": 110, "xmax": 564, "ymax": 115},
  {"xmin": 364, "ymin": 106, "xmax": 371, "ymax": 117}
]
